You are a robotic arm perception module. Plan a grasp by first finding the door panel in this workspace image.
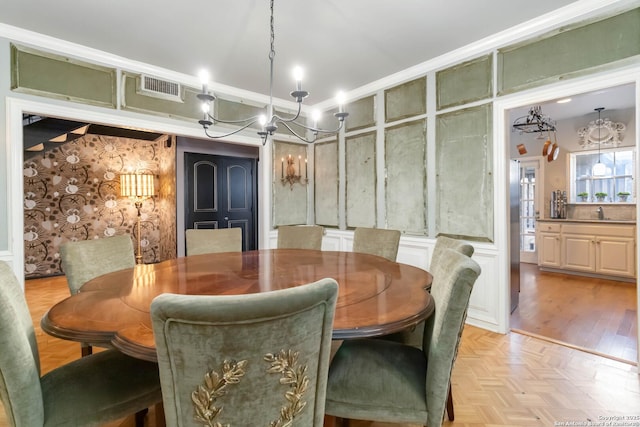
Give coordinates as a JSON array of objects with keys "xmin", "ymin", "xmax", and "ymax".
[
  {"xmin": 193, "ymin": 160, "xmax": 217, "ymax": 213},
  {"xmin": 185, "ymin": 153, "xmax": 257, "ymax": 251},
  {"xmin": 519, "ymin": 160, "xmax": 540, "ymax": 264}
]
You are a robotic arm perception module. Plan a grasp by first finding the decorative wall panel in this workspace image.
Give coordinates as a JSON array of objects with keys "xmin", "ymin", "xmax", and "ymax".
[
  {"xmin": 314, "ymin": 139, "xmax": 338, "ymax": 227},
  {"xmin": 435, "ymin": 103, "xmax": 493, "ymax": 241},
  {"xmin": 23, "ymin": 133, "xmax": 176, "ymax": 278},
  {"xmin": 436, "ymin": 54, "xmax": 493, "ymax": 110},
  {"xmin": 272, "ymin": 140, "xmax": 308, "ymax": 226},
  {"xmin": 158, "ymin": 136, "xmax": 177, "ymax": 261},
  {"xmin": 498, "ymin": 8, "xmax": 640, "ymax": 95},
  {"xmin": 346, "ymin": 95, "xmax": 376, "ymax": 132},
  {"xmin": 121, "ymin": 73, "xmax": 201, "ymax": 121},
  {"xmin": 11, "ymin": 44, "xmax": 116, "ymax": 108},
  {"xmin": 346, "ymin": 132, "xmax": 376, "ymax": 228},
  {"xmin": 385, "ymin": 120, "xmax": 427, "ymax": 234},
  {"xmin": 385, "ymin": 77, "xmax": 426, "ymax": 123},
  {"xmin": 216, "ymin": 99, "xmax": 306, "ymax": 137},
  {"xmin": 217, "ymin": 98, "xmax": 265, "ymax": 131}
]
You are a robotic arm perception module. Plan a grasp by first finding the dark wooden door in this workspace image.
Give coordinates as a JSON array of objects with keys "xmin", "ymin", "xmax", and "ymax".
[{"xmin": 184, "ymin": 152, "xmax": 257, "ymax": 251}]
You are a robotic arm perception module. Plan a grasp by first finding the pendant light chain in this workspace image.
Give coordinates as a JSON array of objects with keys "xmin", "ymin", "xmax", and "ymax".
[
  {"xmin": 268, "ymin": 0, "xmax": 275, "ymax": 117},
  {"xmin": 592, "ymin": 107, "xmax": 606, "ymax": 177},
  {"xmin": 269, "ymin": 0, "xmax": 275, "ymax": 61}
]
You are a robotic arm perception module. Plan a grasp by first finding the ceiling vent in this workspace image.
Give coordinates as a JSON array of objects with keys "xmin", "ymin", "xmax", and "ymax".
[{"xmin": 138, "ymin": 75, "xmax": 183, "ymax": 102}]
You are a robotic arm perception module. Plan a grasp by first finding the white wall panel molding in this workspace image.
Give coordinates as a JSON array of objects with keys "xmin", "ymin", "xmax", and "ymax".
[{"xmin": 268, "ymin": 228, "xmax": 502, "ymax": 331}]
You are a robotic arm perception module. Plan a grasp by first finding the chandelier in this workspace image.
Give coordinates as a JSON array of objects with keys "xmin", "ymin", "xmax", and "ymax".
[
  {"xmin": 196, "ymin": 0, "xmax": 349, "ymax": 145},
  {"xmin": 512, "ymin": 106, "xmax": 556, "ymax": 134},
  {"xmin": 577, "ymin": 108, "xmax": 625, "ymax": 149}
]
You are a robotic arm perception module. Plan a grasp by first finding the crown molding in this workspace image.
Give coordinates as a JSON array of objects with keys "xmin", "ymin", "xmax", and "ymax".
[
  {"xmin": 313, "ymin": 0, "xmax": 639, "ymax": 109},
  {"xmin": 0, "ymin": 23, "xmax": 301, "ymax": 112}
]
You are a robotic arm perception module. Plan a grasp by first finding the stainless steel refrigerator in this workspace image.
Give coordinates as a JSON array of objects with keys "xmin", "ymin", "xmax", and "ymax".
[{"xmin": 510, "ymin": 160, "xmax": 520, "ymax": 313}]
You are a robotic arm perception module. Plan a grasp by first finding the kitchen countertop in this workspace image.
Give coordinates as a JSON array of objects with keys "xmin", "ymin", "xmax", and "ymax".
[{"xmin": 537, "ymin": 218, "xmax": 636, "ymax": 225}]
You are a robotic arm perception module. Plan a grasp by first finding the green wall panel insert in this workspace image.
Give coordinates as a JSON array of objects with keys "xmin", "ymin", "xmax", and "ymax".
[
  {"xmin": 314, "ymin": 139, "xmax": 339, "ymax": 227},
  {"xmin": 498, "ymin": 8, "xmax": 640, "ymax": 95},
  {"xmin": 122, "ymin": 73, "xmax": 201, "ymax": 121},
  {"xmin": 217, "ymin": 98, "xmax": 265, "ymax": 131},
  {"xmin": 385, "ymin": 119, "xmax": 427, "ymax": 235},
  {"xmin": 385, "ymin": 77, "xmax": 427, "ymax": 123},
  {"xmin": 436, "ymin": 54, "xmax": 492, "ymax": 110},
  {"xmin": 346, "ymin": 95, "xmax": 376, "ymax": 132},
  {"xmin": 11, "ymin": 44, "xmax": 116, "ymax": 108},
  {"xmin": 218, "ymin": 98, "xmax": 307, "ymax": 138},
  {"xmin": 435, "ymin": 103, "xmax": 493, "ymax": 242},
  {"xmin": 346, "ymin": 131, "xmax": 376, "ymax": 228},
  {"xmin": 272, "ymin": 140, "xmax": 308, "ymax": 226}
]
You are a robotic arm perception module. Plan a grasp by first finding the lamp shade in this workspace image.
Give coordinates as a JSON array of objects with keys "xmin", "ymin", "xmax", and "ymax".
[
  {"xmin": 120, "ymin": 173, "xmax": 155, "ymax": 198},
  {"xmin": 592, "ymin": 161, "xmax": 606, "ymax": 176}
]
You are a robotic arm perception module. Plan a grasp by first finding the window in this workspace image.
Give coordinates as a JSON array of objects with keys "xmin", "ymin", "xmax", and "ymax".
[
  {"xmin": 520, "ymin": 163, "xmax": 537, "ymax": 257},
  {"xmin": 569, "ymin": 147, "xmax": 635, "ymax": 203}
]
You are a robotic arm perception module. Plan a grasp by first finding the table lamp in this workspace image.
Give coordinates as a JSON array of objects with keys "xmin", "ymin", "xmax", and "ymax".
[{"xmin": 120, "ymin": 173, "xmax": 155, "ymax": 264}]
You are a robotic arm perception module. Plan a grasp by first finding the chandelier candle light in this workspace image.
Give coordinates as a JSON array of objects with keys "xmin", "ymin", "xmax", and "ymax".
[
  {"xmin": 120, "ymin": 173, "xmax": 155, "ymax": 264},
  {"xmin": 196, "ymin": 0, "xmax": 348, "ymax": 145}
]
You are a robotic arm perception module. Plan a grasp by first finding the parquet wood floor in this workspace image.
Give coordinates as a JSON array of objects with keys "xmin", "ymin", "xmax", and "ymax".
[
  {"xmin": 1, "ymin": 274, "xmax": 639, "ymax": 426},
  {"xmin": 511, "ymin": 263, "xmax": 638, "ymax": 364}
]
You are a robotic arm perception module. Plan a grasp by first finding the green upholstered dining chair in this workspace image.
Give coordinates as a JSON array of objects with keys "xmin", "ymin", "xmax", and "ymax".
[
  {"xmin": 426, "ymin": 236, "xmax": 474, "ymax": 421},
  {"xmin": 151, "ymin": 278, "xmax": 338, "ymax": 427},
  {"xmin": 352, "ymin": 227, "xmax": 401, "ymax": 261},
  {"xmin": 375, "ymin": 236, "xmax": 475, "ymax": 421},
  {"xmin": 277, "ymin": 224, "xmax": 324, "ymax": 250},
  {"xmin": 324, "ymin": 249, "xmax": 480, "ymax": 427},
  {"xmin": 59, "ymin": 234, "xmax": 135, "ymax": 357},
  {"xmin": 430, "ymin": 235, "xmax": 475, "ymax": 273},
  {"xmin": 0, "ymin": 261, "xmax": 162, "ymax": 427},
  {"xmin": 185, "ymin": 228, "xmax": 242, "ymax": 255}
]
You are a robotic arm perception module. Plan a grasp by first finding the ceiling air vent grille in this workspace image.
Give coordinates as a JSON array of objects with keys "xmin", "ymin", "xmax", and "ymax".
[{"xmin": 138, "ymin": 75, "xmax": 183, "ymax": 102}]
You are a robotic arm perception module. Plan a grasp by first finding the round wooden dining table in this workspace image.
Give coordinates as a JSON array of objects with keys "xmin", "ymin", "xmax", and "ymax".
[{"xmin": 41, "ymin": 249, "xmax": 434, "ymax": 362}]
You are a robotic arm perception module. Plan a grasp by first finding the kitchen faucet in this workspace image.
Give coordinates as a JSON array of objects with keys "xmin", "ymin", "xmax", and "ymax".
[{"xmin": 596, "ymin": 206, "xmax": 604, "ymax": 220}]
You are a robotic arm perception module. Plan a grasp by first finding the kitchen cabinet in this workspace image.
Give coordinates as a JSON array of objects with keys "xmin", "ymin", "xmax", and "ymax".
[
  {"xmin": 537, "ymin": 220, "xmax": 636, "ymax": 279},
  {"xmin": 538, "ymin": 223, "xmax": 561, "ymax": 268}
]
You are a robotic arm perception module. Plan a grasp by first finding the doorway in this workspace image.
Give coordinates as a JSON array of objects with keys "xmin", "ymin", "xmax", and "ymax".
[
  {"xmin": 184, "ymin": 152, "xmax": 258, "ymax": 251},
  {"xmin": 500, "ymin": 72, "xmax": 639, "ymax": 364},
  {"xmin": 519, "ymin": 159, "xmax": 542, "ymax": 264}
]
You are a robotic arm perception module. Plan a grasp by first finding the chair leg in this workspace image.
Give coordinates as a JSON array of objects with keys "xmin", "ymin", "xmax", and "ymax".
[
  {"xmin": 81, "ymin": 343, "xmax": 92, "ymax": 357},
  {"xmin": 155, "ymin": 402, "xmax": 166, "ymax": 427},
  {"xmin": 446, "ymin": 383, "xmax": 454, "ymax": 421},
  {"xmin": 134, "ymin": 408, "xmax": 148, "ymax": 427}
]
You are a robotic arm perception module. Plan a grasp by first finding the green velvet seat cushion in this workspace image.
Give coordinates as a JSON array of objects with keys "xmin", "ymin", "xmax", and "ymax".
[
  {"xmin": 185, "ymin": 228, "xmax": 242, "ymax": 255},
  {"xmin": 41, "ymin": 349, "xmax": 162, "ymax": 427},
  {"xmin": 152, "ymin": 278, "xmax": 338, "ymax": 426},
  {"xmin": 60, "ymin": 235, "xmax": 135, "ymax": 294},
  {"xmin": 276, "ymin": 225, "xmax": 324, "ymax": 250},
  {"xmin": 352, "ymin": 227, "xmax": 401, "ymax": 261},
  {"xmin": 326, "ymin": 338, "xmax": 427, "ymax": 424}
]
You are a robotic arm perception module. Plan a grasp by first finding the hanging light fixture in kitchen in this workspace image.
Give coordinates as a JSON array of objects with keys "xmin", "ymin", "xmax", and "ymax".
[{"xmin": 591, "ymin": 107, "xmax": 607, "ymax": 176}]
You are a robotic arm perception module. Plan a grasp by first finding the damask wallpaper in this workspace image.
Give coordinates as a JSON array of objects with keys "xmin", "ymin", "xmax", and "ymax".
[{"xmin": 23, "ymin": 132, "xmax": 177, "ymax": 278}]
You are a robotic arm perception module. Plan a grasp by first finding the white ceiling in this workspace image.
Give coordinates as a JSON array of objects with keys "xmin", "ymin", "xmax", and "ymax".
[
  {"xmin": 2, "ymin": 0, "xmax": 582, "ymax": 103},
  {"xmin": 510, "ymin": 83, "xmax": 637, "ymax": 124}
]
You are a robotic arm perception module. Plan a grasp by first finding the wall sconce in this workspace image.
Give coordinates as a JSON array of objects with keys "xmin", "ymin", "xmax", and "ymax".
[
  {"xmin": 120, "ymin": 173, "xmax": 155, "ymax": 264},
  {"xmin": 280, "ymin": 154, "xmax": 308, "ymax": 190}
]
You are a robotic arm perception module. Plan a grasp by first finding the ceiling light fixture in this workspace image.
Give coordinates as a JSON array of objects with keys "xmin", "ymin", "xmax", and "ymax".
[
  {"xmin": 196, "ymin": 0, "xmax": 348, "ymax": 145},
  {"xmin": 577, "ymin": 108, "xmax": 625, "ymax": 149},
  {"xmin": 591, "ymin": 107, "xmax": 606, "ymax": 176},
  {"xmin": 512, "ymin": 106, "xmax": 556, "ymax": 134}
]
